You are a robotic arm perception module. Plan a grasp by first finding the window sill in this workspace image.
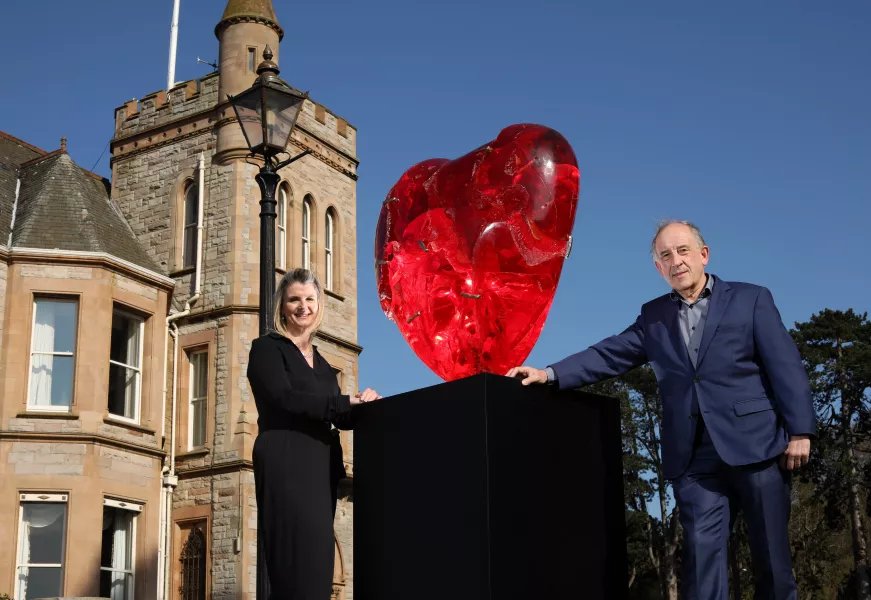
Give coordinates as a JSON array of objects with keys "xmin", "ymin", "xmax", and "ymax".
[
  {"xmin": 16, "ymin": 410, "xmax": 79, "ymax": 420},
  {"xmin": 103, "ymin": 416, "xmax": 157, "ymax": 435},
  {"xmin": 325, "ymin": 289, "xmax": 345, "ymax": 302},
  {"xmin": 176, "ymin": 447, "xmax": 210, "ymax": 459},
  {"xmin": 169, "ymin": 266, "xmax": 195, "ymax": 278}
]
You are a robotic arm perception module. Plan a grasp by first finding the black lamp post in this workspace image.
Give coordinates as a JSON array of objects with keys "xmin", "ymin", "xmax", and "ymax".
[
  {"xmin": 227, "ymin": 45, "xmax": 311, "ymax": 336},
  {"xmin": 227, "ymin": 45, "xmax": 310, "ymax": 599}
]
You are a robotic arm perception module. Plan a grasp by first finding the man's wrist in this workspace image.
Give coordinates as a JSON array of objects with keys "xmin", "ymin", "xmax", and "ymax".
[{"xmin": 545, "ymin": 367, "xmax": 557, "ymax": 384}]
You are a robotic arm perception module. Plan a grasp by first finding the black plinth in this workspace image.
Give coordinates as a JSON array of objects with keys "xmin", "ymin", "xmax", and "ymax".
[{"xmin": 353, "ymin": 372, "xmax": 627, "ymax": 600}]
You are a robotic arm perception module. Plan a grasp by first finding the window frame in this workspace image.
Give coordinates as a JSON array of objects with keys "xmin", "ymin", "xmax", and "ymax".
[
  {"xmin": 247, "ymin": 47, "xmax": 257, "ymax": 73},
  {"xmin": 182, "ymin": 182, "xmax": 199, "ymax": 269},
  {"xmin": 27, "ymin": 297, "xmax": 79, "ymax": 413},
  {"xmin": 188, "ymin": 350, "xmax": 209, "ymax": 450},
  {"xmin": 100, "ymin": 498, "xmax": 141, "ymax": 600},
  {"xmin": 107, "ymin": 307, "xmax": 145, "ymax": 425},
  {"xmin": 302, "ymin": 196, "xmax": 312, "ymax": 270},
  {"xmin": 325, "ymin": 209, "xmax": 335, "ymax": 290},
  {"xmin": 277, "ymin": 186, "xmax": 287, "ymax": 270},
  {"xmin": 15, "ymin": 493, "xmax": 69, "ymax": 600}
]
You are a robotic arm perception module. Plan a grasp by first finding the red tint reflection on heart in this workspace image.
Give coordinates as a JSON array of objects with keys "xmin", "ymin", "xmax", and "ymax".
[{"xmin": 375, "ymin": 123, "xmax": 580, "ymax": 381}]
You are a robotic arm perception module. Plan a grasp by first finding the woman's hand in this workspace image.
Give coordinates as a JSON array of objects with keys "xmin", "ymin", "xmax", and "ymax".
[{"xmin": 351, "ymin": 388, "xmax": 382, "ymax": 405}]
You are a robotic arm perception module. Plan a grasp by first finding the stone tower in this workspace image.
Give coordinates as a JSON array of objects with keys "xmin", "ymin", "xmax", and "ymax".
[
  {"xmin": 214, "ymin": 0, "xmax": 283, "ymax": 160},
  {"xmin": 109, "ymin": 0, "xmax": 361, "ymax": 596}
]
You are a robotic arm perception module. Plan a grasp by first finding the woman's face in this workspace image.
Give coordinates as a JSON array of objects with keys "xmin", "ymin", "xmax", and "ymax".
[{"xmin": 281, "ymin": 282, "xmax": 319, "ymax": 333}]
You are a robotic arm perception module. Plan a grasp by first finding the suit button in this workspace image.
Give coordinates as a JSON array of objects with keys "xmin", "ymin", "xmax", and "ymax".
[{"xmin": 694, "ymin": 376, "xmax": 701, "ymax": 383}]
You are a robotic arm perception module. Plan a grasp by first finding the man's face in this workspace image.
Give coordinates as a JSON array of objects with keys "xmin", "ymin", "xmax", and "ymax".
[{"xmin": 653, "ymin": 224, "xmax": 709, "ymax": 293}]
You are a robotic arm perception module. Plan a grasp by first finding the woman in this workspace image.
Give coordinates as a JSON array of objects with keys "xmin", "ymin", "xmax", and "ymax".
[{"xmin": 247, "ymin": 268, "xmax": 380, "ymax": 599}]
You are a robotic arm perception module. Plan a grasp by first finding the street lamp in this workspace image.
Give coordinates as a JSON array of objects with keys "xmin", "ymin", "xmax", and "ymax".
[
  {"xmin": 227, "ymin": 45, "xmax": 310, "ymax": 599},
  {"xmin": 227, "ymin": 44, "xmax": 311, "ymax": 336}
]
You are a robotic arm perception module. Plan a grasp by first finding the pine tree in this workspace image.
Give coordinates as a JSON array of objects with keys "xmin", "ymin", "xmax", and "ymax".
[
  {"xmin": 587, "ymin": 367, "xmax": 679, "ymax": 599},
  {"xmin": 792, "ymin": 309, "xmax": 871, "ymax": 600}
]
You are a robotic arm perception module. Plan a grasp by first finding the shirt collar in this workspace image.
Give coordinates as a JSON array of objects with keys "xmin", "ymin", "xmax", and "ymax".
[{"xmin": 670, "ymin": 273, "xmax": 713, "ymax": 304}]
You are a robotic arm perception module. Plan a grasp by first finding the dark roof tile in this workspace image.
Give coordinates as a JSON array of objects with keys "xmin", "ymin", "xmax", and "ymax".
[
  {"xmin": 12, "ymin": 152, "xmax": 162, "ymax": 273},
  {"xmin": 0, "ymin": 132, "xmax": 45, "ymax": 243}
]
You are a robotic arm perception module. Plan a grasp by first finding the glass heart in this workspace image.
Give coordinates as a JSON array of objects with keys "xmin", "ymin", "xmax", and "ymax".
[{"xmin": 375, "ymin": 124, "xmax": 580, "ymax": 381}]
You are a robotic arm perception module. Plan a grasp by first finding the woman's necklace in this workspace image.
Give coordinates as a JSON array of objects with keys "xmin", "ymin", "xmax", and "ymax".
[{"xmin": 289, "ymin": 335, "xmax": 313, "ymax": 359}]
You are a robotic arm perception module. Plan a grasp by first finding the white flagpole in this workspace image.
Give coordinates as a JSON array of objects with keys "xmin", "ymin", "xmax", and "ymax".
[{"xmin": 167, "ymin": 0, "xmax": 181, "ymax": 90}]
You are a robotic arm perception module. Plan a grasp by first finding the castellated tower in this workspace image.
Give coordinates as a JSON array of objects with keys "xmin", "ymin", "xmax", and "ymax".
[{"xmin": 109, "ymin": 0, "xmax": 360, "ymax": 596}]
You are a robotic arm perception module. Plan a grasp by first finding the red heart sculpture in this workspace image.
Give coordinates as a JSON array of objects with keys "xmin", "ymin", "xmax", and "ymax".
[{"xmin": 375, "ymin": 123, "xmax": 580, "ymax": 381}]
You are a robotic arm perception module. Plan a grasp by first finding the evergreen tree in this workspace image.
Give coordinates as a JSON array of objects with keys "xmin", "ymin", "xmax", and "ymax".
[{"xmin": 792, "ymin": 309, "xmax": 871, "ymax": 600}]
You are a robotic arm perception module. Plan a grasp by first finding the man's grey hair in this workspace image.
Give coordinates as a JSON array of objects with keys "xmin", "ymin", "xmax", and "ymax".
[{"xmin": 650, "ymin": 219, "xmax": 706, "ymax": 259}]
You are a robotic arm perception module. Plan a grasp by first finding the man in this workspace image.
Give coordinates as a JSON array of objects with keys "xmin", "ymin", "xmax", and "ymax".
[{"xmin": 507, "ymin": 220, "xmax": 815, "ymax": 600}]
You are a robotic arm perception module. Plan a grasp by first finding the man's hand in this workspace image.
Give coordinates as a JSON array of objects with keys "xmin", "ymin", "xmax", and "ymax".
[
  {"xmin": 505, "ymin": 366, "xmax": 548, "ymax": 386},
  {"xmin": 780, "ymin": 435, "xmax": 811, "ymax": 471}
]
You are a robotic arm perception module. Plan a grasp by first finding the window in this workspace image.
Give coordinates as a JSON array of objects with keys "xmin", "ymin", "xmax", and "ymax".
[
  {"xmin": 28, "ymin": 298, "xmax": 78, "ymax": 412},
  {"xmin": 277, "ymin": 186, "xmax": 287, "ymax": 270},
  {"xmin": 15, "ymin": 493, "xmax": 69, "ymax": 600},
  {"xmin": 183, "ymin": 182, "xmax": 198, "ymax": 268},
  {"xmin": 325, "ymin": 209, "xmax": 335, "ymax": 290},
  {"xmin": 100, "ymin": 498, "xmax": 140, "ymax": 600},
  {"xmin": 189, "ymin": 351, "xmax": 208, "ymax": 449},
  {"xmin": 179, "ymin": 522, "xmax": 207, "ymax": 600},
  {"xmin": 302, "ymin": 196, "xmax": 312, "ymax": 270},
  {"xmin": 108, "ymin": 309, "xmax": 144, "ymax": 422},
  {"xmin": 247, "ymin": 47, "xmax": 256, "ymax": 73}
]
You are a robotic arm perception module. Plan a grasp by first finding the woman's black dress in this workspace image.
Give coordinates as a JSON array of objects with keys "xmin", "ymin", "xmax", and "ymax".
[{"xmin": 247, "ymin": 332, "xmax": 354, "ymax": 599}]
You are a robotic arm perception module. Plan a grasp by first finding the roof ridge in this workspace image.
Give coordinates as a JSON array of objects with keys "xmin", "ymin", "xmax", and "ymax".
[
  {"xmin": 0, "ymin": 131, "xmax": 48, "ymax": 156},
  {"xmin": 19, "ymin": 151, "xmax": 106, "ymax": 183},
  {"xmin": 20, "ymin": 149, "xmax": 63, "ymax": 169}
]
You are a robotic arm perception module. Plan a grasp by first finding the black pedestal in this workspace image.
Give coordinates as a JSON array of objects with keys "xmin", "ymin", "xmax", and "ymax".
[{"xmin": 353, "ymin": 373, "xmax": 627, "ymax": 600}]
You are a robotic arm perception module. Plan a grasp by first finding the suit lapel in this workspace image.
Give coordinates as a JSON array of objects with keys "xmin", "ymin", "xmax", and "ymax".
[{"xmin": 695, "ymin": 277, "xmax": 732, "ymax": 368}]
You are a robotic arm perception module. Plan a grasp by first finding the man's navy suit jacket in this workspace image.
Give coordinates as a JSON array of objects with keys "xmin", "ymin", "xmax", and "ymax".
[{"xmin": 550, "ymin": 275, "xmax": 816, "ymax": 480}]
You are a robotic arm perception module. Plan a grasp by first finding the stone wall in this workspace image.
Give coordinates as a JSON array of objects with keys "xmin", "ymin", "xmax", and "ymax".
[
  {"xmin": 115, "ymin": 74, "xmax": 221, "ymax": 138},
  {"xmin": 4, "ymin": 440, "xmax": 159, "ymax": 487},
  {"xmin": 297, "ymin": 99, "xmax": 357, "ymax": 162},
  {"xmin": 173, "ymin": 469, "xmax": 250, "ymax": 599},
  {"xmin": 0, "ymin": 258, "xmax": 6, "ymax": 363},
  {"xmin": 7, "ymin": 417, "xmax": 83, "ymax": 433},
  {"xmin": 111, "ymin": 131, "xmax": 213, "ymax": 277},
  {"xmin": 96, "ymin": 445, "xmax": 159, "ymax": 487},
  {"xmin": 6, "ymin": 441, "xmax": 87, "ymax": 476}
]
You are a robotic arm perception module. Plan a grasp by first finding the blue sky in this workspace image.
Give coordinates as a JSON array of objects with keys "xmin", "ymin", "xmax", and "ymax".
[{"xmin": 1, "ymin": 1, "xmax": 869, "ymax": 399}]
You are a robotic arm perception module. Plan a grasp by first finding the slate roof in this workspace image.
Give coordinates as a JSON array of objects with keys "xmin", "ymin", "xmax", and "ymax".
[
  {"xmin": 0, "ymin": 131, "xmax": 161, "ymax": 273},
  {"xmin": 0, "ymin": 132, "xmax": 44, "ymax": 243}
]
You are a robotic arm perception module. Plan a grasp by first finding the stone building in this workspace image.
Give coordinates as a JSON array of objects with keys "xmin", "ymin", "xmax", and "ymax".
[{"xmin": 0, "ymin": 0, "xmax": 361, "ymax": 598}]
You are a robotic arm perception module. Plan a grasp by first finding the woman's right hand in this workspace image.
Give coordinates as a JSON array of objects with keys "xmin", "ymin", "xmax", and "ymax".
[{"xmin": 351, "ymin": 388, "xmax": 382, "ymax": 405}]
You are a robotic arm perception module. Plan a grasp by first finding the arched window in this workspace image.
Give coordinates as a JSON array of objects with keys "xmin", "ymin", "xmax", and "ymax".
[
  {"xmin": 179, "ymin": 525, "xmax": 206, "ymax": 600},
  {"xmin": 277, "ymin": 186, "xmax": 288, "ymax": 270},
  {"xmin": 325, "ymin": 208, "xmax": 336, "ymax": 290},
  {"xmin": 183, "ymin": 183, "xmax": 199, "ymax": 268},
  {"xmin": 302, "ymin": 196, "xmax": 312, "ymax": 270}
]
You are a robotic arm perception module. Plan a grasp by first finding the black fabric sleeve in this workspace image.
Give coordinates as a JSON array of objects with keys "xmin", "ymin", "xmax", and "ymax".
[{"xmin": 247, "ymin": 337, "xmax": 351, "ymax": 422}]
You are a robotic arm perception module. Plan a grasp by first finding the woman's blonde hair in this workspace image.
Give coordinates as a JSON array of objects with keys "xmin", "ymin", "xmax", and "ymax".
[{"xmin": 272, "ymin": 268, "xmax": 325, "ymax": 341}]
